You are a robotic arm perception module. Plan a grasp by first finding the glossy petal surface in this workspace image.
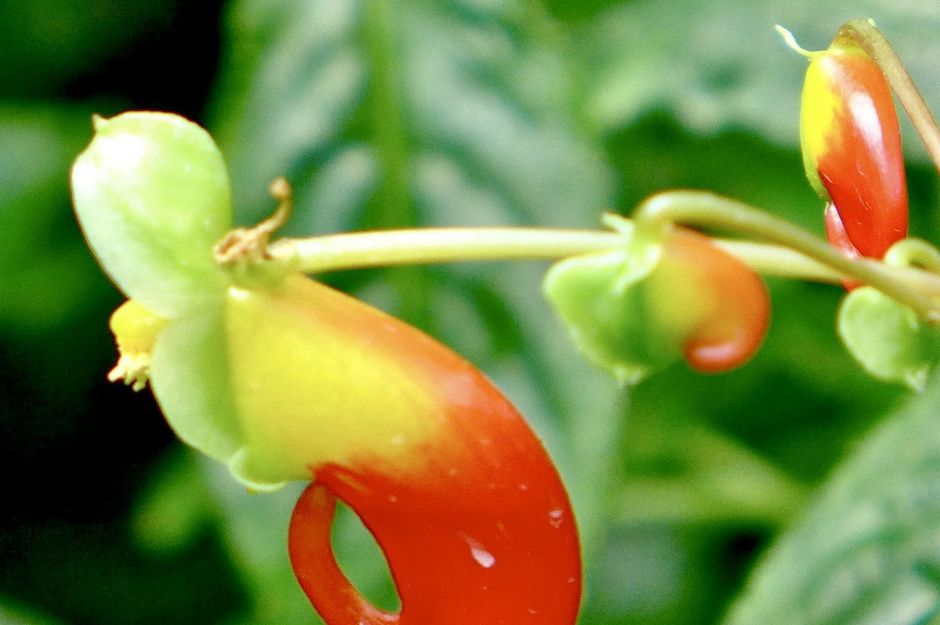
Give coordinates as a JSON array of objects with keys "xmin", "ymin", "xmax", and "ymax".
[{"xmin": 801, "ymin": 40, "xmax": 907, "ymax": 259}]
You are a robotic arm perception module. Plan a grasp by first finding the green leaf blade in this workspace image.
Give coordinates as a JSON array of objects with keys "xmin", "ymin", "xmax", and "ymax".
[
  {"xmin": 724, "ymin": 372, "xmax": 940, "ymax": 625},
  {"xmin": 584, "ymin": 0, "xmax": 940, "ymax": 164}
]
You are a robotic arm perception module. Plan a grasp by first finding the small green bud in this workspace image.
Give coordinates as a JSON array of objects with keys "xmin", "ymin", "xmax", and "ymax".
[
  {"xmin": 543, "ymin": 240, "xmax": 705, "ymax": 385},
  {"xmin": 544, "ymin": 227, "xmax": 769, "ymax": 384},
  {"xmin": 837, "ymin": 287, "xmax": 938, "ymax": 392}
]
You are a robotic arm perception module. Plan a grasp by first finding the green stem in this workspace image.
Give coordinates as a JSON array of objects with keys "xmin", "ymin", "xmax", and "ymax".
[
  {"xmin": 243, "ymin": 189, "xmax": 940, "ymax": 321},
  {"xmin": 364, "ymin": 0, "xmax": 411, "ymax": 227},
  {"xmin": 839, "ymin": 19, "xmax": 940, "ymax": 175},
  {"xmin": 633, "ymin": 190, "xmax": 940, "ymax": 322},
  {"xmin": 269, "ymin": 228, "xmax": 622, "ymax": 270},
  {"xmin": 265, "ymin": 226, "xmax": 838, "ymax": 281},
  {"xmin": 363, "ymin": 0, "xmax": 429, "ymax": 321}
]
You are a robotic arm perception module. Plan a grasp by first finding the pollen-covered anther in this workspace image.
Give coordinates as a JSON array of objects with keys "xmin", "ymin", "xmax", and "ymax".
[
  {"xmin": 107, "ymin": 352, "xmax": 152, "ymax": 392},
  {"xmin": 107, "ymin": 299, "xmax": 168, "ymax": 392},
  {"xmin": 214, "ymin": 177, "xmax": 292, "ymax": 266}
]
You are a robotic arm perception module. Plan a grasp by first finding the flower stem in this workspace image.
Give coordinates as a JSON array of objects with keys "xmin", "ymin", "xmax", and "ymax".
[
  {"xmin": 838, "ymin": 19, "xmax": 940, "ymax": 175},
  {"xmin": 633, "ymin": 190, "xmax": 940, "ymax": 322},
  {"xmin": 226, "ymin": 181, "xmax": 940, "ymax": 322},
  {"xmin": 265, "ymin": 226, "xmax": 839, "ymax": 281}
]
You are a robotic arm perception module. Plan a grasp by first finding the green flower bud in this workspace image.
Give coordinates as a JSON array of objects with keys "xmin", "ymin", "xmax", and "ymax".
[{"xmin": 545, "ymin": 227, "xmax": 769, "ymax": 383}]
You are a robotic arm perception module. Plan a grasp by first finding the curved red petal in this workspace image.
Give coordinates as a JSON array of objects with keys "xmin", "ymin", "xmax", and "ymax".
[
  {"xmin": 824, "ymin": 202, "xmax": 864, "ymax": 290},
  {"xmin": 281, "ymin": 278, "xmax": 582, "ymax": 625},
  {"xmin": 667, "ymin": 229, "xmax": 771, "ymax": 373}
]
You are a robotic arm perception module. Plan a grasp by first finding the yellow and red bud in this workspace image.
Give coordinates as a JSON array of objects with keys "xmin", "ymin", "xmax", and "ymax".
[
  {"xmin": 799, "ymin": 33, "xmax": 908, "ymax": 259},
  {"xmin": 664, "ymin": 229, "xmax": 771, "ymax": 373},
  {"xmin": 544, "ymin": 226, "xmax": 770, "ymax": 381}
]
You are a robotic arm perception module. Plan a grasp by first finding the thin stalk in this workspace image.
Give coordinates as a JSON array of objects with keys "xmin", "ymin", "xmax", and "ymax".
[
  {"xmin": 267, "ymin": 228, "xmax": 621, "ymax": 270},
  {"xmin": 839, "ymin": 19, "xmax": 940, "ymax": 175},
  {"xmin": 633, "ymin": 190, "xmax": 940, "ymax": 322},
  {"xmin": 227, "ymin": 185, "xmax": 940, "ymax": 321},
  {"xmin": 266, "ymin": 227, "xmax": 841, "ymax": 281}
]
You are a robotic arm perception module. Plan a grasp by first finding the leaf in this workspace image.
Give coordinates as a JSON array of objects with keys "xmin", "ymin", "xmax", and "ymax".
[
  {"xmin": 198, "ymin": 459, "xmax": 316, "ymax": 625},
  {"xmin": 0, "ymin": 0, "xmax": 172, "ymax": 97},
  {"xmin": 211, "ymin": 0, "xmax": 613, "ymax": 231},
  {"xmin": 724, "ymin": 370, "xmax": 940, "ymax": 625},
  {"xmin": 583, "ymin": 0, "xmax": 940, "ymax": 162},
  {"xmin": 131, "ymin": 448, "xmax": 213, "ymax": 556},
  {"xmin": 0, "ymin": 597, "xmax": 68, "ymax": 625},
  {"xmin": 0, "ymin": 105, "xmax": 103, "ymax": 332}
]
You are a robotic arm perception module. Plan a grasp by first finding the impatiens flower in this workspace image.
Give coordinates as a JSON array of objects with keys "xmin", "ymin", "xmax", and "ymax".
[{"xmin": 72, "ymin": 112, "xmax": 581, "ymax": 624}]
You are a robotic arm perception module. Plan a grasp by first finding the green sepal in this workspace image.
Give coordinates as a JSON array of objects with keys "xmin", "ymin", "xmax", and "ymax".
[
  {"xmin": 544, "ymin": 226, "xmax": 705, "ymax": 385},
  {"xmin": 882, "ymin": 237, "xmax": 940, "ymax": 273},
  {"xmin": 148, "ymin": 304, "xmax": 240, "ymax": 465},
  {"xmin": 71, "ymin": 111, "xmax": 232, "ymax": 317},
  {"xmin": 147, "ymin": 301, "xmax": 284, "ymax": 492},
  {"xmin": 837, "ymin": 287, "xmax": 940, "ymax": 392}
]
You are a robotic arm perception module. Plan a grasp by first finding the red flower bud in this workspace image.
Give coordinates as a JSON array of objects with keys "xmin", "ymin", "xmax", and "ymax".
[
  {"xmin": 544, "ymin": 225, "xmax": 769, "ymax": 382},
  {"xmin": 665, "ymin": 229, "xmax": 771, "ymax": 373},
  {"xmin": 799, "ymin": 33, "xmax": 908, "ymax": 259}
]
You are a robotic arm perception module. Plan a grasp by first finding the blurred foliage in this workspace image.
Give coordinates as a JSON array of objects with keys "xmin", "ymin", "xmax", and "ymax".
[
  {"xmin": 2, "ymin": 1, "xmax": 940, "ymax": 625},
  {"xmin": 726, "ymin": 369, "xmax": 940, "ymax": 625}
]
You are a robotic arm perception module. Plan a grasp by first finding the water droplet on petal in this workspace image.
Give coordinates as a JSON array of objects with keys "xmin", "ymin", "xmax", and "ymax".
[{"xmin": 466, "ymin": 537, "xmax": 496, "ymax": 569}]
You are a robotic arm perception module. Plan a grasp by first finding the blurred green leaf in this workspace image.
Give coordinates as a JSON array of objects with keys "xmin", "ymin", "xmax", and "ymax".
[
  {"xmin": 132, "ymin": 449, "xmax": 213, "ymax": 556},
  {"xmin": 0, "ymin": 597, "xmax": 68, "ymax": 625},
  {"xmin": 199, "ymin": 460, "xmax": 313, "ymax": 625},
  {"xmin": 0, "ymin": 105, "xmax": 103, "ymax": 332},
  {"xmin": 724, "ymin": 372, "xmax": 940, "ymax": 625},
  {"xmin": 583, "ymin": 1, "xmax": 940, "ymax": 162},
  {"xmin": 211, "ymin": 0, "xmax": 613, "ymax": 231},
  {"xmin": 0, "ymin": 0, "xmax": 172, "ymax": 97}
]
